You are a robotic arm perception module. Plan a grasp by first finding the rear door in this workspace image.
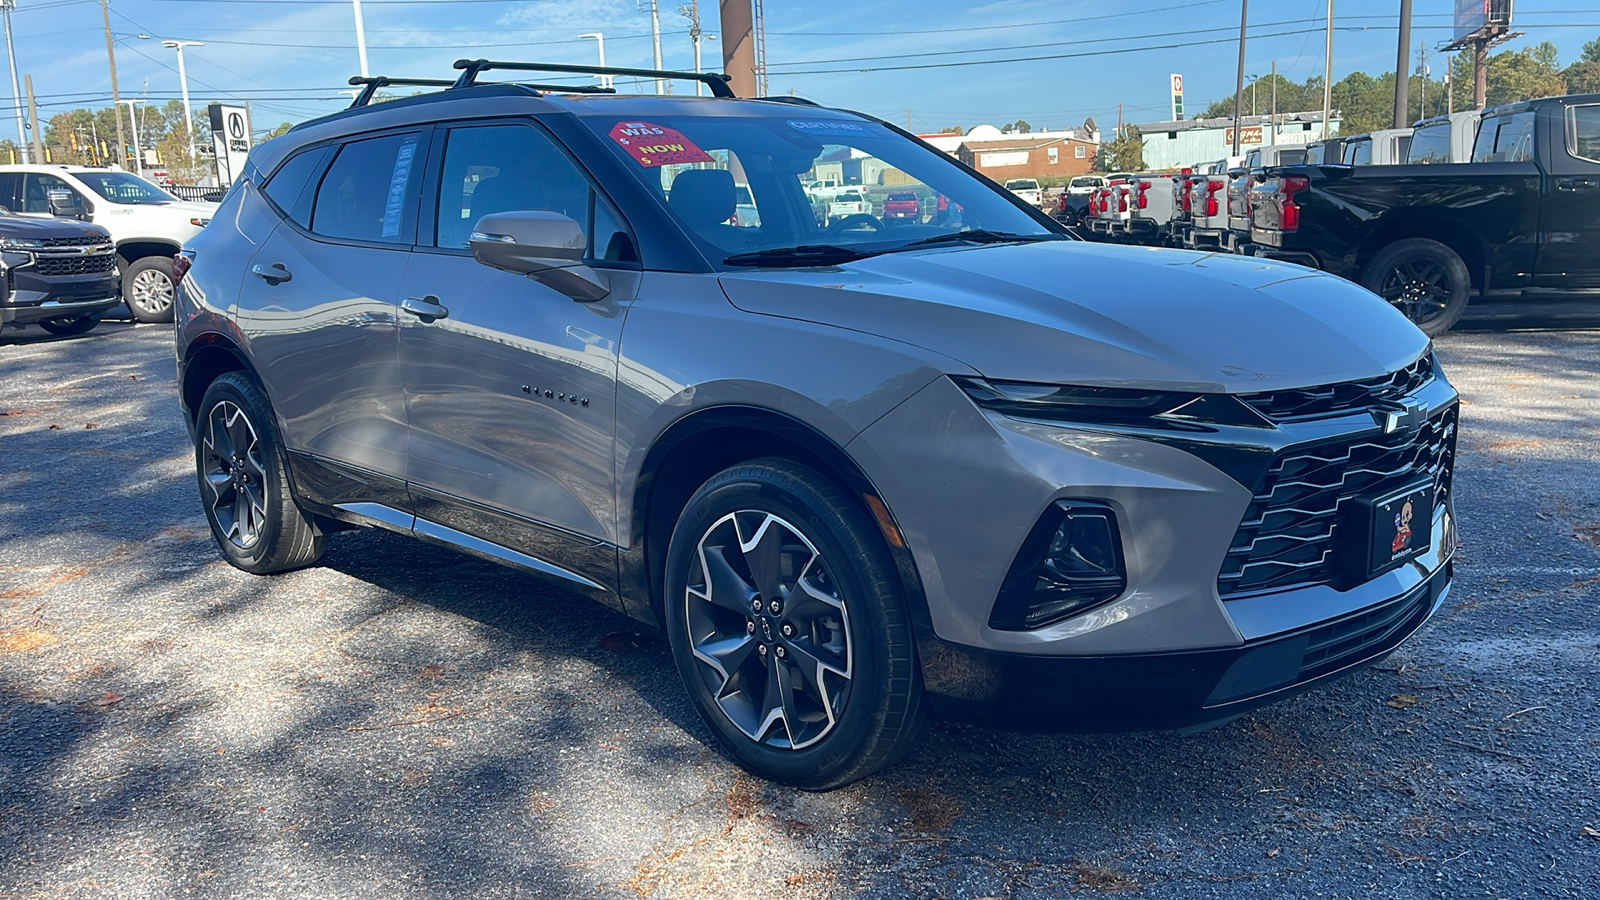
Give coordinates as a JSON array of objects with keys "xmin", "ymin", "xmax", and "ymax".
[
  {"xmin": 235, "ymin": 128, "xmax": 429, "ymax": 511},
  {"xmin": 1535, "ymin": 101, "xmax": 1600, "ymax": 289}
]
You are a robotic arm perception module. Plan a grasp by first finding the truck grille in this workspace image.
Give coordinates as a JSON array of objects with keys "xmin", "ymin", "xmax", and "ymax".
[
  {"xmin": 33, "ymin": 253, "xmax": 117, "ymax": 277},
  {"xmin": 1217, "ymin": 405, "xmax": 1457, "ymax": 597},
  {"xmin": 37, "ymin": 236, "xmax": 112, "ymax": 249},
  {"xmin": 1238, "ymin": 353, "xmax": 1435, "ymax": 422}
]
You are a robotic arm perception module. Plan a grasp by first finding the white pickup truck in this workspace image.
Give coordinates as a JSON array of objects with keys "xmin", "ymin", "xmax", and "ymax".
[
  {"xmin": 1004, "ymin": 178, "xmax": 1042, "ymax": 207},
  {"xmin": 826, "ymin": 190, "xmax": 871, "ymax": 223},
  {"xmin": 0, "ymin": 165, "xmax": 217, "ymax": 323}
]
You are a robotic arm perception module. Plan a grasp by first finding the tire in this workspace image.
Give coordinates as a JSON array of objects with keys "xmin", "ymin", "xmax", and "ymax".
[
  {"xmin": 123, "ymin": 256, "xmax": 177, "ymax": 324},
  {"xmin": 194, "ymin": 372, "xmax": 327, "ymax": 574},
  {"xmin": 37, "ymin": 315, "xmax": 101, "ymax": 336},
  {"xmin": 663, "ymin": 459, "xmax": 927, "ymax": 790},
  {"xmin": 1361, "ymin": 238, "xmax": 1472, "ymax": 337}
]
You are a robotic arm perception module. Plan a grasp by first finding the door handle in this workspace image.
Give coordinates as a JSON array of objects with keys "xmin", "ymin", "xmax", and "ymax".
[
  {"xmin": 401, "ymin": 295, "xmax": 449, "ymax": 323},
  {"xmin": 1556, "ymin": 177, "xmax": 1599, "ymax": 192},
  {"xmin": 250, "ymin": 262, "xmax": 292, "ymax": 285}
]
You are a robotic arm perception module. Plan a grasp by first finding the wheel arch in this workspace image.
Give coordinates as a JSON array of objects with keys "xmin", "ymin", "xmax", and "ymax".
[
  {"xmin": 625, "ymin": 405, "xmax": 933, "ymax": 641},
  {"xmin": 180, "ymin": 334, "xmax": 260, "ymax": 429},
  {"xmin": 115, "ymin": 239, "xmax": 182, "ymax": 267},
  {"xmin": 1355, "ymin": 214, "xmax": 1486, "ymax": 290}
]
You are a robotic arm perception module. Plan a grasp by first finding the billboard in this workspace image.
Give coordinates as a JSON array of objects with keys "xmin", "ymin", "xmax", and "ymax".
[{"xmin": 1454, "ymin": 0, "xmax": 1512, "ymax": 42}]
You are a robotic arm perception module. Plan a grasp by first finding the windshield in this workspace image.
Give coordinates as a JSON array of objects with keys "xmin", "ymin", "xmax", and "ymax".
[
  {"xmin": 582, "ymin": 114, "xmax": 1053, "ymax": 265},
  {"xmin": 73, "ymin": 171, "xmax": 179, "ymax": 205},
  {"xmin": 1069, "ymin": 177, "xmax": 1097, "ymax": 188},
  {"xmin": 1005, "ymin": 179, "xmax": 1039, "ymax": 190}
]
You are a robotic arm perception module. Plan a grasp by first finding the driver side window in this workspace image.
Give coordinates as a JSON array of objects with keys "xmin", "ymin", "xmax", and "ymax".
[{"xmin": 22, "ymin": 174, "xmax": 77, "ymax": 213}]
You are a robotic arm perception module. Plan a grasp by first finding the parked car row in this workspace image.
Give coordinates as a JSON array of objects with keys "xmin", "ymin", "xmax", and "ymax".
[{"xmin": 1066, "ymin": 93, "xmax": 1599, "ymax": 335}]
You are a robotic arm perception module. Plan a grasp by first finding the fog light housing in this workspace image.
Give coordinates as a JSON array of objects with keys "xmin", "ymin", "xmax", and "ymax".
[{"xmin": 989, "ymin": 501, "xmax": 1127, "ymax": 631}]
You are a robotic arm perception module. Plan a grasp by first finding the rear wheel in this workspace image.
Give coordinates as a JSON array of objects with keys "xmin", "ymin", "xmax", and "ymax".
[
  {"xmin": 123, "ymin": 256, "xmax": 177, "ymax": 324},
  {"xmin": 663, "ymin": 459, "xmax": 926, "ymax": 790},
  {"xmin": 37, "ymin": 315, "xmax": 101, "ymax": 336},
  {"xmin": 1361, "ymin": 238, "xmax": 1471, "ymax": 336},
  {"xmin": 194, "ymin": 372, "xmax": 326, "ymax": 574}
]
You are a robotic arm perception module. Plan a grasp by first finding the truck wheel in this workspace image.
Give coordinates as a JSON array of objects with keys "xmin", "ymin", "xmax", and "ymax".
[
  {"xmin": 1361, "ymin": 238, "xmax": 1471, "ymax": 336},
  {"xmin": 663, "ymin": 459, "xmax": 927, "ymax": 790},
  {"xmin": 38, "ymin": 315, "xmax": 101, "ymax": 336},
  {"xmin": 124, "ymin": 256, "xmax": 177, "ymax": 324}
]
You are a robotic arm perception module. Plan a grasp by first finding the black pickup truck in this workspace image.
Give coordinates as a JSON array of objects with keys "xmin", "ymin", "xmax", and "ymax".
[
  {"xmin": 0, "ymin": 203, "xmax": 120, "ymax": 337},
  {"xmin": 1250, "ymin": 93, "xmax": 1600, "ymax": 335}
]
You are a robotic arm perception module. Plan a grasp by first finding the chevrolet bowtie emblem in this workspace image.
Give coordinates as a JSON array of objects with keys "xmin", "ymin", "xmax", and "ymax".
[{"xmin": 1378, "ymin": 401, "xmax": 1427, "ymax": 435}]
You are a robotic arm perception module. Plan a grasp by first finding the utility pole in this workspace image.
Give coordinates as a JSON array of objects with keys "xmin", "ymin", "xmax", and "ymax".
[
  {"xmin": 1270, "ymin": 59, "xmax": 1277, "ymax": 145},
  {"xmin": 1231, "ymin": 0, "xmax": 1247, "ymax": 156},
  {"xmin": 351, "ymin": 0, "xmax": 369, "ymax": 78},
  {"xmin": 1393, "ymin": 0, "xmax": 1411, "ymax": 129},
  {"xmin": 100, "ymin": 0, "xmax": 126, "ymax": 170},
  {"xmin": 650, "ymin": 0, "xmax": 665, "ymax": 94},
  {"xmin": 1445, "ymin": 61, "xmax": 1454, "ymax": 115},
  {"xmin": 23, "ymin": 73, "xmax": 40, "ymax": 162},
  {"xmin": 718, "ymin": 0, "xmax": 755, "ymax": 98},
  {"xmin": 680, "ymin": 3, "xmax": 702, "ymax": 94},
  {"xmin": 1473, "ymin": 40, "xmax": 1487, "ymax": 109},
  {"xmin": 1322, "ymin": 0, "xmax": 1334, "ymax": 140},
  {"xmin": 2, "ymin": 0, "xmax": 26, "ymax": 162},
  {"xmin": 1418, "ymin": 41, "xmax": 1427, "ymax": 120}
]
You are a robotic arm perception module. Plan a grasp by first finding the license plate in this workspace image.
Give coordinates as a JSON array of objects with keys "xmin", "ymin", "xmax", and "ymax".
[{"xmin": 1365, "ymin": 481, "xmax": 1434, "ymax": 578}]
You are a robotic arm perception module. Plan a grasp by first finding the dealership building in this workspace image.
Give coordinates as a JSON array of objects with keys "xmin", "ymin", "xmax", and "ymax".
[{"xmin": 1135, "ymin": 111, "xmax": 1342, "ymax": 170}]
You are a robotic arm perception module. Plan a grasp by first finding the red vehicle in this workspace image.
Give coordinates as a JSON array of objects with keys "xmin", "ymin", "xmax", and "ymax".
[{"xmin": 882, "ymin": 191, "xmax": 921, "ymax": 221}]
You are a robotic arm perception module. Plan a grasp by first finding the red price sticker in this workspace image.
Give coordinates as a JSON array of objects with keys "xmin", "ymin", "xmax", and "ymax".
[{"xmin": 608, "ymin": 121, "xmax": 714, "ymax": 167}]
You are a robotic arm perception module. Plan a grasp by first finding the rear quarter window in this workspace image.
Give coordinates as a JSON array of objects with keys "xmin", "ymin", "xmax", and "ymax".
[
  {"xmin": 311, "ymin": 132, "xmax": 425, "ymax": 244},
  {"xmin": 1567, "ymin": 104, "xmax": 1600, "ymax": 163},
  {"xmin": 262, "ymin": 146, "xmax": 331, "ymax": 227}
]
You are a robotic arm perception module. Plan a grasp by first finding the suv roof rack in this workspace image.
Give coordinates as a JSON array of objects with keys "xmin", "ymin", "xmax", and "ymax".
[
  {"xmin": 450, "ymin": 59, "xmax": 736, "ymax": 98},
  {"xmin": 347, "ymin": 76, "xmax": 458, "ymax": 108}
]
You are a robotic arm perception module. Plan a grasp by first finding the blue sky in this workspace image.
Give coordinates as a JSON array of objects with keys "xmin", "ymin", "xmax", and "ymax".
[{"xmin": 8, "ymin": 0, "xmax": 1599, "ymax": 135}]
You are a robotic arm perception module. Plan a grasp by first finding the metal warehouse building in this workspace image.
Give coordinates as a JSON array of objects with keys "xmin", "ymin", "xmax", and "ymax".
[{"xmin": 1136, "ymin": 111, "xmax": 1342, "ymax": 170}]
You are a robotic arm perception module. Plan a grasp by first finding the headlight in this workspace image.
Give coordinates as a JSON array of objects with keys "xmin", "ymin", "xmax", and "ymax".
[
  {"xmin": 953, "ymin": 376, "xmax": 1271, "ymax": 429},
  {"xmin": 0, "ymin": 237, "xmax": 43, "ymax": 251}
]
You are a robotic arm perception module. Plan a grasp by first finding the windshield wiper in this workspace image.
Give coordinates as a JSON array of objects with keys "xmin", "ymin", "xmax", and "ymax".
[
  {"xmin": 723, "ymin": 245, "xmax": 880, "ymax": 267},
  {"xmin": 885, "ymin": 230, "xmax": 1063, "ymax": 253}
]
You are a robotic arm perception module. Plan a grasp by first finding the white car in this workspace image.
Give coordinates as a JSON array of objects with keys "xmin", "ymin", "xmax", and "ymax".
[
  {"xmin": 827, "ymin": 190, "xmax": 870, "ymax": 222},
  {"xmin": 1004, "ymin": 178, "xmax": 1042, "ymax": 207},
  {"xmin": 0, "ymin": 165, "xmax": 219, "ymax": 322}
]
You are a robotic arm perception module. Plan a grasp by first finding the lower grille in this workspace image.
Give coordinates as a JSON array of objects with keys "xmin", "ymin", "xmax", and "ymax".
[
  {"xmin": 33, "ymin": 254, "xmax": 116, "ymax": 277},
  {"xmin": 1218, "ymin": 406, "xmax": 1458, "ymax": 597},
  {"xmin": 1298, "ymin": 577, "xmax": 1436, "ymax": 679}
]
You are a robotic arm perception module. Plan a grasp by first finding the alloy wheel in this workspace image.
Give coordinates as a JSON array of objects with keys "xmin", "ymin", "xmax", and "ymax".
[
  {"xmin": 685, "ymin": 511, "xmax": 853, "ymax": 750},
  {"xmin": 130, "ymin": 269, "xmax": 175, "ymax": 317},
  {"xmin": 1378, "ymin": 258, "xmax": 1450, "ymax": 325},
  {"xmin": 202, "ymin": 400, "xmax": 268, "ymax": 548}
]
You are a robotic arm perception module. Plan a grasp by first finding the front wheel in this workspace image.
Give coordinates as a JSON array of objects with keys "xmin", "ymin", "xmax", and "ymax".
[
  {"xmin": 194, "ymin": 372, "xmax": 327, "ymax": 574},
  {"xmin": 663, "ymin": 459, "xmax": 926, "ymax": 790},
  {"xmin": 1361, "ymin": 238, "xmax": 1472, "ymax": 336},
  {"xmin": 123, "ymin": 256, "xmax": 177, "ymax": 324},
  {"xmin": 37, "ymin": 315, "xmax": 101, "ymax": 336}
]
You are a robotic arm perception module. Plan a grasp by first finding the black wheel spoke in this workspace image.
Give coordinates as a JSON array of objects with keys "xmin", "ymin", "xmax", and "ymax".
[
  {"xmin": 740, "ymin": 514, "xmax": 790, "ymax": 602},
  {"xmin": 699, "ymin": 545, "xmax": 758, "ymax": 614}
]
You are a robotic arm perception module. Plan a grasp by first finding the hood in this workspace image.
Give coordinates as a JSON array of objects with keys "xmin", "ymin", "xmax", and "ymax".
[
  {"xmin": 719, "ymin": 241, "xmax": 1429, "ymax": 394},
  {"xmin": 149, "ymin": 199, "xmax": 220, "ymax": 217},
  {"xmin": 0, "ymin": 214, "xmax": 111, "ymax": 240}
]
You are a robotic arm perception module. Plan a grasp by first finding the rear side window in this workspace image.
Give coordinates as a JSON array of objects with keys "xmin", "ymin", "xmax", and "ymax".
[
  {"xmin": 1473, "ymin": 112, "xmax": 1536, "ymax": 163},
  {"xmin": 1279, "ymin": 149, "xmax": 1307, "ymax": 165},
  {"xmin": 311, "ymin": 131, "xmax": 424, "ymax": 243},
  {"xmin": 1407, "ymin": 125, "xmax": 1451, "ymax": 163},
  {"xmin": 1347, "ymin": 141, "xmax": 1372, "ymax": 165},
  {"xmin": 1567, "ymin": 104, "xmax": 1600, "ymax": 163},
  {"xmin": 262, "ymin": 146, "xmax": 330, "ymax": 227}
]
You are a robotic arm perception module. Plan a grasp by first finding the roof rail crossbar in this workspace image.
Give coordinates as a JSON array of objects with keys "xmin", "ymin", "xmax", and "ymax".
[
  {"xmin": 451, "ymin": 59, "xmax": 736, "ymax": 98},
  {"xmin": 347, "ymin": 76, "xmax": 458, "ymax": 108}
]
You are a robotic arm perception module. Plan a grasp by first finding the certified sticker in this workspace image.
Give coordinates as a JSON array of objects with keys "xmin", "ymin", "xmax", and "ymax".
[
  {"xmin": 608, "ymin": 121, "xmax": 714, "ymax": 167},
  {"xmin": 787, "ymin": 119, "xmax": 869, "ymax": 136}
]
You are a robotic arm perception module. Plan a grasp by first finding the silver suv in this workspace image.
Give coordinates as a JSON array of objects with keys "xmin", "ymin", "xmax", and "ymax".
[{"xmin": 175, "ymin": 61, "xmax": 1459, "ymax": 789}]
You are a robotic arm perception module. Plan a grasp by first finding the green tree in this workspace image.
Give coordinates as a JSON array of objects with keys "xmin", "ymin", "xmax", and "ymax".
[
  {"xmin": 1485, "ymin": 41, "xmax": 1567, "ymax": 106},
  {"xmin": 1104, "ymin": 125, "xmax": 1143, "ymax": 171},
  {"xmin": 1562, "ymin": 35, "xmax": 1600, "ymax": 95}
]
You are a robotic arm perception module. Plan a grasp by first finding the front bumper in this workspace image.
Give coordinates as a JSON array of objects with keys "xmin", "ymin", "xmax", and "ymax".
[
  {"xmin": 2, "ymin": 268, "xmax": 121, "ymax": 325},
  {"xmin": 848, "ymin": 368, "xmax": 1458, "ymax": 730}
]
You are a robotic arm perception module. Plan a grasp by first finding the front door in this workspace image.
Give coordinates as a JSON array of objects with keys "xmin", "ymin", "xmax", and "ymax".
[
  {"xmin": 399, "ymin": 120, "xmax": 638, "ymax": 589},
  {"xmin": 236, "ymin": 128, "xmax": 430, "ymax": 511},
  {"xmin": 1536, "ymin": 101, "xmax": 1600, "ymax": 290}
]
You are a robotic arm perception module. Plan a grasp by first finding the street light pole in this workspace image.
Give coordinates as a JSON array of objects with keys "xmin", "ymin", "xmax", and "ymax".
[
  {"xmin": 100, "ymin": 0, "xmax": 127, "ymax": 170},
  {"xmin": 351, "ymin": 0, "xmax": 369, "ymax": 77},
  {"xmin": 117, "ymin": 98, "xmax": 143, "ymax": 175},
  {"xmin": 578, "ymin": 33, "xmax": 611, "ymax": 89},
  {"xmin": 650, "ymin": 0, "xmax": 665, "ymax": 94},
  {"xmin": 2, "ymin": 0, "xmax": 26, "ymax": 162},
  {"xmin": 161, "ymin": 40, "xmax": 204, "ymax": 156},
  {"xmin": 1231, "ymin": 0, "xmax": 1248, "ymax": 157},
  {"xmin": 1322, "ymin": 0, "xmax": 1334, "ymax": 139}
]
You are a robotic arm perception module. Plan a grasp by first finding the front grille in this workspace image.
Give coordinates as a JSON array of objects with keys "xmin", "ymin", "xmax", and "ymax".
[
  {"xmin": 37, "ymin": 236, "xmax": 111, "ymax": 249},
  {"xmin": 32, "ymin": 253, "xmax": 117, "ymax": 277},
  {"xmin": 1217, "ymin": 406, "xmax": 1457, "ymax": 597},
  {"xmin": 1298, "ymin": 575, "xmax": 1437, "ymax": 679},
  {"xmin": 1239, "ymin": 353, "xmax": 1435, "ymax": 422}
]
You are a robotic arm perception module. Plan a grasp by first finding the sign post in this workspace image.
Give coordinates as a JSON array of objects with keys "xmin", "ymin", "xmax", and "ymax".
[
  {"xmin": 1170, "ymin": 74, "xmax": 1184, "ymax": 121},
  {"xmin": 207, "ymin": 103, "xmax": 251, "ymax": 186}
]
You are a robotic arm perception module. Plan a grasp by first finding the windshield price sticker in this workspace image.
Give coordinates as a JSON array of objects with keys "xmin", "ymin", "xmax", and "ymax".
[
  {"xmin": 609, "ymin": 122, "xmax": 713, "ymax": 167},
  {"xmin": 788, "ymin": 120, "xmax": 870, "ymax": 136}
]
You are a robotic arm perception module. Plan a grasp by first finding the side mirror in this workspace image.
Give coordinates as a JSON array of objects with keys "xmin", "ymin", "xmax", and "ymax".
[
  {"xmin": 47, "ymin": 189, "xmax": 88, "ymax": 220},
  {"xmin": 469, "ymin": 211, "xmax": 609, "ymax": 303}
]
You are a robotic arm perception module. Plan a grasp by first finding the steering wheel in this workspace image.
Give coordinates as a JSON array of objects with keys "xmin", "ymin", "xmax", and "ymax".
[{"xmin": 823, "ymin": 214, "xmax": 884, "ymax": 237}]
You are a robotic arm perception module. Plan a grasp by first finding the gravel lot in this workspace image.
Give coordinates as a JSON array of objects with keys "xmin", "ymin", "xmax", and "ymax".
[{"xmin": 2, "ymin": 320, "xmax": 1597, "ymax": 899}]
